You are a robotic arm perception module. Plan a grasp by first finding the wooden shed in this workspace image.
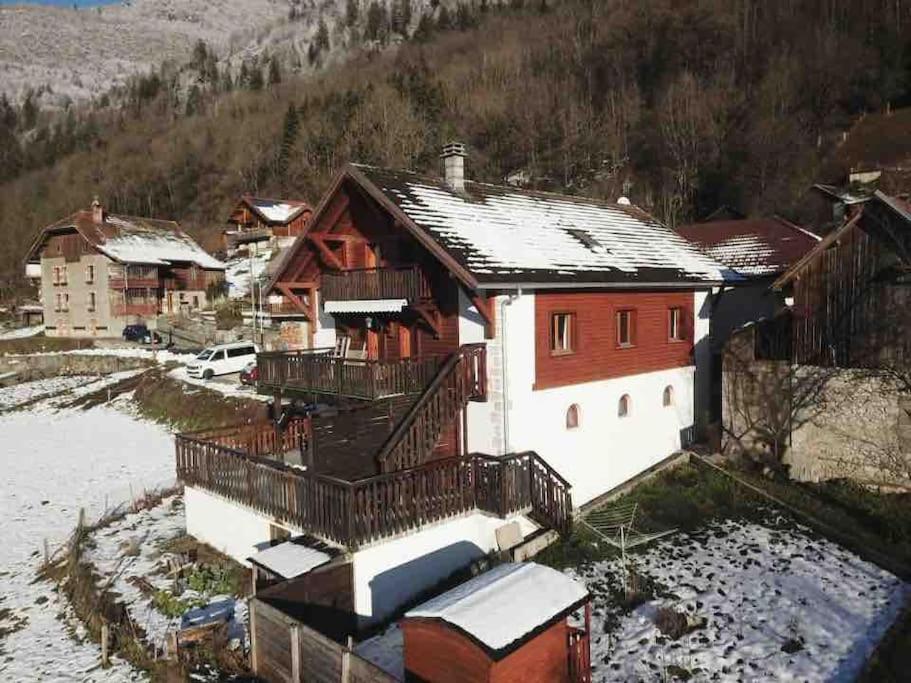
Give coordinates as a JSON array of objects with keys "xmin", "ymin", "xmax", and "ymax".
[{"xmin": 401, "ymin": 562, "xmax": 591, "ymax": 683}]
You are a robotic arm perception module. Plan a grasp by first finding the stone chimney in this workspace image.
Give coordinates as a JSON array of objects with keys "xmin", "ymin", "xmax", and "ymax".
[
  {"xmin": 440, "ymin": 142, "xmax": 467, "ymax": 192},
  {"xmin": 91, "ymin": 196, "xmax": 104, "ymax": 224}
]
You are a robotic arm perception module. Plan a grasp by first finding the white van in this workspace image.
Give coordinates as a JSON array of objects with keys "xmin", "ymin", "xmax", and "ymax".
[{"xmin": 187, "ymin": 342, "xmax": 260, "ymax": 380}]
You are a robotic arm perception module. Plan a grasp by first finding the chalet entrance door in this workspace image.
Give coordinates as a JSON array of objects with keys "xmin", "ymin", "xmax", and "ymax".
[{"xmin": 399, "ymin": 323, "xmax": 412, "ymax": 358}]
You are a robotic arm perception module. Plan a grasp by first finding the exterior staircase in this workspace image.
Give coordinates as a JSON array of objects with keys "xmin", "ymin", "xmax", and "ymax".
[{"xmin": 375, "ymin": 343, "xmax": 486, "ymax": 473}]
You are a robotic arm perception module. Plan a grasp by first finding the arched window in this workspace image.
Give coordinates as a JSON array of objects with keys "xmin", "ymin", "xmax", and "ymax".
[
  {"xmin": 663, "ymin": 385, "xmax": 674, "ymax": 407},
  {"xmin": 566, "ymin": 404, "xmax": 581, "ymax": 430},
  {"xmin": 618, "ymin": 394, "xmax": 631, "ymax": 418}
]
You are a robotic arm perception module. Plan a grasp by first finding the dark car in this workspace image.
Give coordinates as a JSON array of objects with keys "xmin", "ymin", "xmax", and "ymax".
[
  {"xmin": 122, "ymin": 324, "xmax": 149, "ymax": 342},
  {"xmin": 142, "ymin": 330, "xmax": 163, "ymax": 345},
  {"xmin": 239, "ymin": 361, "xmax": 258, "ymax": 386}
]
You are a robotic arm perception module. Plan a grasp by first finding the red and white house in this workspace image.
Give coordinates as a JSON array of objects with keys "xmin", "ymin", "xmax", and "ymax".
[
  {"xmin": 177, "ymin": 144, "xmax": 726, "ymax": 627},
  {"xmin": 262, "ymin": 144, "xmax": 725, "ymax": 503}
]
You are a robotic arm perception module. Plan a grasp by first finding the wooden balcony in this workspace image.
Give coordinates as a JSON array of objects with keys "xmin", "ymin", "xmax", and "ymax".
[
  {"xmin": 258, "ymin": 349, "xmax": 443, "ymax": 400},
  {"xmin": 109, "ymin": 277, "xmax": 161, "ymax": 289},
  {"xmin": 113, "ymin": 303, "xmax": 159, "ymax": 316},
  {"xmin": 321, "ymin": 266, "xmax": 431, "ymax": 303},
  {"xmin": 176, "ymin": 420, "xmax": 573, "ymax": 548}
]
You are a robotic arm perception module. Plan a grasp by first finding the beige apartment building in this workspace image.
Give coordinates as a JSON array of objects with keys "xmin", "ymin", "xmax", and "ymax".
[{"xmin": 25, "ymin": 200, "xmax": 225, "ymax": 338}]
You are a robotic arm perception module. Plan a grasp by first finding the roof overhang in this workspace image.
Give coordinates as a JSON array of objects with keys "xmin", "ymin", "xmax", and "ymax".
[
  {"xmin": 324, "ymin": 299, "xmax": 408, "ymax": 313},
  {"xmin": 474, "ymin": 279, "xmax": 724, "ymax": 291}
]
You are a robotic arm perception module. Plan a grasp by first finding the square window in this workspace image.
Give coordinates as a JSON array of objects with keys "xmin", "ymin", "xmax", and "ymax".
[
  {"xmin": 617, "ymin": 310, "xmax": 635, "ymax": 347},
  {"xmin": 550, "ymin": 312, "xmax": 576, "ymax": 355},
  {"xmin": 669, "ymin": 307, "xmax": 684, "ymax": 341}
]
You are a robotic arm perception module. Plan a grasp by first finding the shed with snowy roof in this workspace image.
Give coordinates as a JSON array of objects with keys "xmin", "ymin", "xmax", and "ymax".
[
  {"xmin": 401, "ymin": 562, "xmax": 591, "ymax": 683},
  {"xmin": 225, "ymin": 194, "xmax": 312, "ymax": 255}
]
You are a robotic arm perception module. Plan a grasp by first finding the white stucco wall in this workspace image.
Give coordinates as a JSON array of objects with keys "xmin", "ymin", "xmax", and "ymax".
[
  {"xmin": 184, "ymin": 486, "xmax": 283, "ymax": 564},
  {"xmin": 693, "ymin": 289, "xmax": 714, "ymax": 432},
  {"xmin": 351, "ymin": 512, "xmax": 537, "ymax": 624},
  {"xmin": 461, "ymin": 290, "xmax": 698, "ymax": 506},
  {"xmin": 312, "ymin": 289, "xmax": 337, "ymax": 349}
]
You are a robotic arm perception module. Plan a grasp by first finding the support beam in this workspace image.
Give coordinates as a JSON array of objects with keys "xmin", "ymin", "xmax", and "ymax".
[
  {"xmin": 276, "ymin": 283, "xmax": 312, "ymax": 321},
  {"xmin": 414, "ymin": 304, "xmax": 442, "ymax": 338},
  {"xmin": 470, "ymin": 293, "xmax": 496, "ymax": 339},
  {"xmin": 308, "ymin": 234, "xmax": 345, "ymax": 271}
]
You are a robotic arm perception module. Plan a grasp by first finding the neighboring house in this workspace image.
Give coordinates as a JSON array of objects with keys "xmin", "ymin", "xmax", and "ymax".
[
  {"xmin": 25, "ymin": 200, "xmax": 225, "ymax": 338},
  {"xmin": 176, "ymin": 144, "xmax": 726, "ymax": 631},
  {"xmin": 723, "ymin": 190, "xmax": 911, "ymax": 486},
  {"xmin": 676, "ymin": 217, "xmax": 820, "ymax": 349},
  {"xmin": 224, "ymin": 194, "xmax": 312, "ymax": 255},
  {"xmin": 675, "ymin": 217, "xmax": 819, "ymax": 430}
]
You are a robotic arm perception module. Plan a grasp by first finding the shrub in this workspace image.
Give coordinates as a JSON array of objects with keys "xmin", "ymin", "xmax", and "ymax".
[{"xmin": 655, "ymin": 606, "xmax": 689, "ymax": 640}]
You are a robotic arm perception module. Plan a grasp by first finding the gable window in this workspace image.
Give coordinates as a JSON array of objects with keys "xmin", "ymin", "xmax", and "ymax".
[
  {"xmin": 550, "ymin": 312, "xmax": 576, "ymax": 355},
  {"xmin": 618, "ymin": 394, "xmax": 631, "ymax": 418},
  {"xmin": 668, "ymin": 307, "xmax": 685, "ymax": 341},
  {"xmin": 566, "ymin": 404, "xmax": 581, "ymax": 430},
  {"xmin": 86, "ymin": 264, "xmax": 95, "ymax": 284},
  {"xmin": 62, "ymin": 293, "xmax": 69, "ymax": 312},
  {"xmin": 60, "ymin": 265, "xmax": 67, "ymax": 285},
  {"xmin": 88, "ymin": 292, "xmax": 96, "ymax": 313},
  {"xmin": 54, "ymin": 293, "xmax": 62, "ymax": 312},
  {"xmin": 616, "ymin": 310, "xmax": 635, "ymax": 347},
  {"xmin": 663, "ymin": 385, "xmax": 674, "ymax": 407}
]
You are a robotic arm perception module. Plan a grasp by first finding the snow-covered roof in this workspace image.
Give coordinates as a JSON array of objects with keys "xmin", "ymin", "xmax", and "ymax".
[
  {"xmin": 353, "ymin": 165, "xmax": 734, "ymax": 287},
  {"xmin": 99, "ymin": 216, "xmax": 224, "ymax": 270},
  {"xmin": 247, "ymin": 197, "xmax": 310, "ymax": 224},
  {"xmin": 405, "ymin": 562, "xmax": 588, "ymax": 655},
  {"xmin": 676, "ymin": 218, "xmax": 820, "ymax": 279},
  {"xmin": 26, "ymin": 209, "xmax": 224, "ymax": 271},
  {"xmin": 248, "ymin": 541, "xmax": 332, "ymax": 579}
]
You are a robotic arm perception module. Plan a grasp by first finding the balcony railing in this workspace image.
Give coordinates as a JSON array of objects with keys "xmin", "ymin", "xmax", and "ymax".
[
  {"xmin": 176, "ymin": 423, "xmax": 573, "ymax": 548},
  {"xmin": 113, "ymin": 303, "xmax": 160, "ymax": 316},
  {"xmin": 321, "ymin": 266, "xmax": 431, "ymax": 303},
  {"xmin": 109, "ymin": 277, "xmax": 161, "ymax": 289},
  {"xmin": 258, "ymin": 349, "xmax": 443, "ymax": 400}
]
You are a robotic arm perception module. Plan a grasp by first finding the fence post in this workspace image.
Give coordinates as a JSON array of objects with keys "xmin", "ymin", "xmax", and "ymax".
[{"xmin": 290, "ymin": 624, "xmax": 301, "ymax": 681}]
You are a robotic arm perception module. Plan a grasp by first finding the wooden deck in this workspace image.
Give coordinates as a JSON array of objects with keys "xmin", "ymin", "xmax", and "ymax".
[
  {"xmin": 258, "ymin": 349, "xmax": 443, "ymax": 400},
  {"xmin": 176, "ymin": 422, "xmax": 573, "ymax": 548}
]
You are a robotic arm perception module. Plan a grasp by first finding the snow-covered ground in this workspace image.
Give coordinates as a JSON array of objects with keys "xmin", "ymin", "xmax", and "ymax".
[
  {"xmin": 85, "ymin": 494, "xmax": 248, "ymax": 657},
  {"xmin": 572, "ymin": 517, "xmax": 909, "ymax": 682},
  {"xmin": 225, "ymin": 251, "xmax": 272, "ymax": 300},
  {"xmin": 168, "ymin": 366, "xmax": 269, "ymax": 402},
  {"xmin": 0, "ymin": 324, "xmax": 44, "ymax": 340},
  {"xmin": 0, "ymin": 378, "xmax": 177, "ymax": 680}
]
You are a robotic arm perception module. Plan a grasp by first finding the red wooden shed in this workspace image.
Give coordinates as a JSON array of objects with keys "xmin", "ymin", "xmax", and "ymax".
[{"xmin": 401, "ymin": 562, "xmax": 591, "ymax": 683}]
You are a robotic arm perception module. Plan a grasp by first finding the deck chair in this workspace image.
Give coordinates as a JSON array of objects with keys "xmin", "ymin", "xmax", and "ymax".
[{"xmin": 580, "ymin": 501, "xmax": 676, "ymax": 564}]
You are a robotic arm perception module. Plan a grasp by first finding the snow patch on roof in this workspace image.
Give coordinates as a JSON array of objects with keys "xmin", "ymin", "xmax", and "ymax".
[
  {"xmin": 702, "ymin": 234, "xmax": 781, "ymax": 276},
  {"xmin": 405, "ymin": 562, "xmax": 588, "ymax": 653},
  {"xmin": 324, "ymin": 299, "xmax": 407, "ymax": 313},
  {"xmin": 248, "ymin": 541, "xmax": 331, "ymax": 580},
  {"xmin": 250, "ymin": 198, "xmax": 306, "ymax": 224},
  {"xmin": 100, "ymin": 216, "xmax": 224, "ymax": 270},
  {"xmin": 357, "ymin": 165, "xmax": 731, "ymax": 286}
]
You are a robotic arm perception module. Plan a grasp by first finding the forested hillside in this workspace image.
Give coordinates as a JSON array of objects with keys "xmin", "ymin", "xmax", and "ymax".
[{"xmin": 2, "ymin": 0, "xmax": 910, "ymax": 297}]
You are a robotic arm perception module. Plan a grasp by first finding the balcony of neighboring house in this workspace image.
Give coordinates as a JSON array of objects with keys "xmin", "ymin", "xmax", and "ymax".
[
  {"xmin": 113, "ymin": 302, "xmax": 160, "ymax": 317},
  {"xmin": 108, "ymin": 266, "xmax": 161, "ymax": 290},
  {"xmin": 320, "ymin": 266, "xmax": 432, "ymax": 311}
]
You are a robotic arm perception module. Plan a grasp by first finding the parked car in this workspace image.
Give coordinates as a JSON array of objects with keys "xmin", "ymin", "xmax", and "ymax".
[
  {"xmin": 122, "ymin": 324, "xmax": 149, "ymax": 342},
  {"xmin": 187, "ymin": 342, "xmax": 259, "ymax": 380},
  {"xmin": 142, "ymin": 330, "xmax": 163, "ymax": 345},
  {"xmin": 239, "ymin": 361, "xmax": 258, "ymax": 386}
]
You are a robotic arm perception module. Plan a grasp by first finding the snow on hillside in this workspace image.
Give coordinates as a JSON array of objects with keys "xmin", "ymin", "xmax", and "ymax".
[
  {"xmin": 225, "ymin": 250, "xmax": 272, "ymax": 300},
  {"xmin": 0, "ymin": 380, "xmax": 176, "ymax": 680},
  {"xmin": 0, "ymin": 0, "xmax": 291, "ymax": 105},
  {"xmin": 572, "ymin": 517, "xmax": 908, "ymax": 682}
]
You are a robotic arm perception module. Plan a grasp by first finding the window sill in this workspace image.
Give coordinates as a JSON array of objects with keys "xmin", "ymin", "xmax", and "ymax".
[
  {"xmin": 550, "ymin": 349, "xmax": 576, "ymax": 357},
  {"xmin": 616, "ymin": 343, "xmax": 635, "ymax": 350}
]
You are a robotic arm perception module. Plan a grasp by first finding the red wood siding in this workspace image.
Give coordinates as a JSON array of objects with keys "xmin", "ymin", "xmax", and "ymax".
[
  {"xmin": 534, "ymin": 291, "xmax": 695, "ymax": 390},
  {"xmin": 402, "ymin": 618, "xmax": 570, "ymax": 683}
]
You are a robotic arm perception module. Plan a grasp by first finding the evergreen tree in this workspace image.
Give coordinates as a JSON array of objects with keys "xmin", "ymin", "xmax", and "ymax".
[
  {"xmin": 346, "ymin": 0, "xmax": 359, "ymax": 27},
  {"xmin": 249, "ymin": 66, "xmax": 264, "ymax": 91},
  {"xmin": 391, "ymin": 0, "xmax": 413, "ymax": 36},
  {"xmin": 364, "ymin": 1, "xmax": 389, "ymax": 43},
  {"xmin": 268, "ymin": 55, "xmax": 282, "ymax": 85},
  {"xmin": 185, "ymin": 85, "xmax": 201, "ymax": 116},
  {"xmin": 413, "ymin": 12, "xmax": 435, "ymax": 43},
  {"xmin": 275, "ymin": 103, "xmax": 300, "ymax": 182},
  {"xmin": 238, "ymin": 62, "xmax": 250, "ymax": 89},
  {"xmin": 316, "ymin": 18, "xmax": 331, "ymax": 54},
  {"xmin": 436, "ymin": 5, "xmax": 451, "ymax": 31}
]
